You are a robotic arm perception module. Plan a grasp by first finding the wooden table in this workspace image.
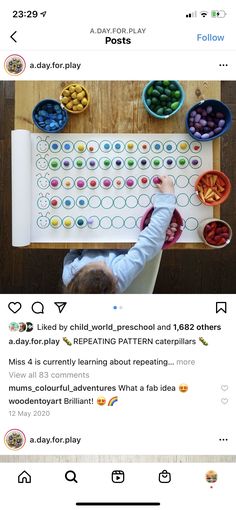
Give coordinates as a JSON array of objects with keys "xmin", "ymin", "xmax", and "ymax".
[{"xmin": 15, "ymin": 81, "xmax": 221, "ymax": 249}]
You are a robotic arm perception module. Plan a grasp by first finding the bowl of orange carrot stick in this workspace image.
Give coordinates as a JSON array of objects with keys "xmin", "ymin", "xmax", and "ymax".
[{"xmin": 195, "ymin": 170, "xmax": 231, "ymax": 206}]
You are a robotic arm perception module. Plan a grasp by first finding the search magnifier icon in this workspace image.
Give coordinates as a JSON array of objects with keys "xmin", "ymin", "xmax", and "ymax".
[{"xmin": 65, "ymin": 470, "xmax": 78, "ymax": 483}]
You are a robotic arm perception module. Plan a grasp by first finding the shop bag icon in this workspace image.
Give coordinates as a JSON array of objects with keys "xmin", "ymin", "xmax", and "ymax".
[{"xmin": 158, "ymin": 470, "xmax": 171, "ymax": 483}]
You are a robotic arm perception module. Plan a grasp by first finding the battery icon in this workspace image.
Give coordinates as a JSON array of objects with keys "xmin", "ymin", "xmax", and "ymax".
[{"xmin": 211, "ymin": 10, "xmax": 227, "ymax": 17}]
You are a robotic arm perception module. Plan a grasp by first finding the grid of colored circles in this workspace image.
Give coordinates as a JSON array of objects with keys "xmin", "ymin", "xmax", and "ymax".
[
  {"xmin": 37, "ymin": 139, "xmax": 205, "ymax": 236},
  {"xmin": 47, "ymin": 194, "xmax": 154, "ymax": 210},
  {"xmin": 48, "ymin": 176, "xmax": 162, "ymax": 190},
  {"xmin": 48, "ymin": 215, "xmax": 141, "ymax": 229},
  {"xmin": 41, "ymin": 214, "xmax": 199, "ymax": 232},
  {"xmin": 38, "ymin": 139, "xmax": 203, "ymax": 156},
  {"xmin": 49, "ymin": 216, "xmax": 88, "ymax": 229},
  {"xmin": 38, "ymin": 173, "xmax": 200, "ymax": 192},
  {"xmin": 47, "ymin": 155, "xmax": 202, "ymax": 171}
]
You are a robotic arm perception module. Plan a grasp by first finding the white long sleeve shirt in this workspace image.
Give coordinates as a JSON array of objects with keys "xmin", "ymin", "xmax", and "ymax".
[{"xmin": 62, "ymin": 193, "xmax": 176, "ymax": 292}]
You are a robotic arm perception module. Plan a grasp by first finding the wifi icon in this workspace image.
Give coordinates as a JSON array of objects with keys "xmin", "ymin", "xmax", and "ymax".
[{"xmin": 200, "ymin": 11, "xmax": 208, "ymax": 17}]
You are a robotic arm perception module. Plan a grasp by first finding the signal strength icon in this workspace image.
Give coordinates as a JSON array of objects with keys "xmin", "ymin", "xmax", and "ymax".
[
  {"xmin": 200, "ymin": 11, "xmax": 208, "ymax": 17},
  {"xmin": 186, "ymin": 11, "xmax": 197, "ymax": 18}
]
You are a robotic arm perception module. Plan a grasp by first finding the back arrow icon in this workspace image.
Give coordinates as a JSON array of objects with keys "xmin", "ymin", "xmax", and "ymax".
[{"xmin": 10, "ymin": 31, "xmax": 17, "ymax": 43}]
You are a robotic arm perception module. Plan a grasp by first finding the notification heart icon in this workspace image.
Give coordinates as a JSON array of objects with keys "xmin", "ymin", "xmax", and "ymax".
[
  {"xmin": 8, "ymin": 302, "xmax": 22, "ymax": 314},
  {"xmin": 221, "ymin": 385, "xmax": 229, "ymax": 391},
  {"xmin": 221, "ymin": 398, "xmax": 229, "ymax": 405}
]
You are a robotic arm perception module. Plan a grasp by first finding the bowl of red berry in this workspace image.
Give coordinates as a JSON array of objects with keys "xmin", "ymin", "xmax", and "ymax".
[{"xmin": 199, "ymin": 218, "xmax": 232, "ymax": 248}]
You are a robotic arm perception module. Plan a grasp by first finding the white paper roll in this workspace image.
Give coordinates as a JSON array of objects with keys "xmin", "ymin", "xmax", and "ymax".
[{"xmin": 11, "ymin": 130, "xmax": 32, "ymax": 246}]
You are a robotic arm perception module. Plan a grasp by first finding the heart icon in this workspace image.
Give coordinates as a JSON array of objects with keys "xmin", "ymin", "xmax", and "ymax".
[
  {"xmin": 8, "ymin": 302, "xmax": 22, "ymax": 314},
  {"xmin": 221, "ymin": 385, "xmax": 229, "ymax": 391},
  {"xmin": 221, "ymin": 398, "xmax": 229, "ymax": 405}
]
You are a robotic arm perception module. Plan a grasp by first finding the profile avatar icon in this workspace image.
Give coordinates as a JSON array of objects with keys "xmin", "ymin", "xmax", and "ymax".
[
  {"xmin": 206, "ymin": 470, "xmax": 217, "ymax": 488},
  {"xmin": 4, "ymin": 54, "xmax": 26, "ymax": 76},
  {"xmin": 18, "ymin": 322, "xmax": 26, "ymax": 332},
  {"xmin": 26, "ymin": 322, "xmax": 33, "ymax": 332},
  {"xmin": 4, "ymin": 429, "xmax": 26, "ymax": 451},
  {"xmin": 9, "ymin": 322, "xmax": 19, "ymax": 332}
]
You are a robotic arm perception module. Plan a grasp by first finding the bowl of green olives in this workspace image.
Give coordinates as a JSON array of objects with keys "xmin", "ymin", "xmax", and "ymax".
[{"xmin": 142, "ymin": 80, "xmax": 185, "ymax": 119}]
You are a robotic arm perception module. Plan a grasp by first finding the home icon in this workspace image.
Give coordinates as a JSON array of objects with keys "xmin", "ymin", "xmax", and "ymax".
[{"xmin": 18, "ymin": 471, "xmax": 31, "ymax": 483}]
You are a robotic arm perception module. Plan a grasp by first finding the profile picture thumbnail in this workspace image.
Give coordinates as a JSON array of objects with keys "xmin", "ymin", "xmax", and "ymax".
[
  {"xmin": 4, "ymin": 54, "xmax": 26, "ymax": 76},
  {"xmin": 206, "ymin": 470, "xmax": 218, "ymax": 484},
  {"xmin": 4, "ymin": 429, "xmax": 26, "ymax": 450},
  {"xmin": 8, "ymin": 321, "xmax": 33, "ymax": 332}
]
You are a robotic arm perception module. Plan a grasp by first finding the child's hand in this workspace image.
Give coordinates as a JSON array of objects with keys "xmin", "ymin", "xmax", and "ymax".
[{"xmin": 156, "ymin": 175, "xmax": 175, "ymax": 195}]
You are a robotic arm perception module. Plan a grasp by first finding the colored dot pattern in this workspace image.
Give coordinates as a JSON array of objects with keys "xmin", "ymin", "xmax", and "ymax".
[{"xmin": 35, "ymin": 136, "xmax": 210, "ymax": 240}]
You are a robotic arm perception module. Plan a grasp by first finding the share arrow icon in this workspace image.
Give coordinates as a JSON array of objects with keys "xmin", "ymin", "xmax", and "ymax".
[{"xmin": 54, "ymin": 302, "xmax": 67, "ymax": 313}]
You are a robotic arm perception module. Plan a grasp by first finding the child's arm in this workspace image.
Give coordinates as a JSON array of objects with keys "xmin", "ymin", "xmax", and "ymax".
[{"xmin": 112, "ymin": 176, "xmax": 176, "ymax": 292}]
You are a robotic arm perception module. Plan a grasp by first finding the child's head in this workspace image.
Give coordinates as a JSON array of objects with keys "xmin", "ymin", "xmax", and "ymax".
[{"xmin": 65, "ymin": 262, "xmax": 117, "ymax": 294}]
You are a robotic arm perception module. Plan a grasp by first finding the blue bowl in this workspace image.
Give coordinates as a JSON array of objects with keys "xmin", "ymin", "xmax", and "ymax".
[
  {"xmin": 32, "ymin": 99, "xmax": 68, "ymax": 133},
  {"xmin": 186, "ymin": 99, "xmax": 232, "ymax": 141},
  {"xmin": 142, "ymin": 80, "xmax": 185, "ymax": 119}
]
